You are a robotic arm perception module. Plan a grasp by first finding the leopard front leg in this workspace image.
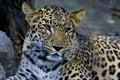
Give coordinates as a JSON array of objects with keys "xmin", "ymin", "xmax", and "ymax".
[
  {"xmin": 6, "ymin": 67, "xmax": 37, "ymax": 80},
  {"xmin": 6, "ymin": 75, "xmax": 26, "ymax": 80},
  {"xmin": 6, "ymin": 55, "xmax": 37, "ymax": 80}
]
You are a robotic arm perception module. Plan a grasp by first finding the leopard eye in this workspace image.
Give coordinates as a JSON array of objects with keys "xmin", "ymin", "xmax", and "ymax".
[
  {"xmin": 44, "ymin": 24, "xmax": 51, "ymax": 32},
  {"xmin": 33, "ymin": 17, "xmax": 39, "ymax": 22},
  {"xmin": 65, "ymin": 27, "xmax": 72, "ymax": 32}
]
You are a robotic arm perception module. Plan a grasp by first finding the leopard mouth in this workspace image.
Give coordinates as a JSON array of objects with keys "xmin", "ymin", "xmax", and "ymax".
[
  {"xmin": 46, "ymin": 53, "xmax": 63, "ymax": 61},
  {"xmin": 43, "ymin": 45, "xmax": 65, "ymax": 61}
]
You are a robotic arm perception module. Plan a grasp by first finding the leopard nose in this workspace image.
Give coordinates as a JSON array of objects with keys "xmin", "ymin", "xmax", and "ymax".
[{"xmin": 53, "ymin": 46, "xmax": 63, "ymax": 51}]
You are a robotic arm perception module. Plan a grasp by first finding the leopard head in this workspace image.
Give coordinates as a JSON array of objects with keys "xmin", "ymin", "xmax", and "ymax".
[{"xmin": 22, "ymin": 2, "xmax": 86, "ymax": 61}]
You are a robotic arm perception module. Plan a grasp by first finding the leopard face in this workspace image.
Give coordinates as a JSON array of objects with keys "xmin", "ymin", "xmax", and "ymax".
[{"xmin": 22, "ymin": 2, "xmax": 86, "ymax": 61}]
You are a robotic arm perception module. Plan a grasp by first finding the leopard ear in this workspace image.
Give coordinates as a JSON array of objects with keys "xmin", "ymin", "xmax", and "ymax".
[
  {"xmin": 68, "ymin": 9, "xmax": 86, "ymax": 27},
  {"xmin": 22, "ymin": 2, "xmax": 39, "ymax": 22}
]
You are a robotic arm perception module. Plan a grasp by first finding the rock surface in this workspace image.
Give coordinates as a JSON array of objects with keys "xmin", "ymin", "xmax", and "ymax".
[
  {"xmin": 0, "ymin": 31, "xmax": 17, "ymax": 77},
  {"xmin": 0, "ymin": 63, "xmax": 5, "ymax": 80}
]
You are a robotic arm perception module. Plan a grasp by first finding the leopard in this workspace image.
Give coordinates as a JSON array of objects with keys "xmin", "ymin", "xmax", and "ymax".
[{"xmin": 6, "ymin": 2, "xmax": 120, "ymax": 80}]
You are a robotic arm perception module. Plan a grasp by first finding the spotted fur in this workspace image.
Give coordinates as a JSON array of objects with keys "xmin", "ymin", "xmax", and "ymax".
[{"xmin": 7, "ymin": 2, "xmax": 120, "ymax": 80}]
